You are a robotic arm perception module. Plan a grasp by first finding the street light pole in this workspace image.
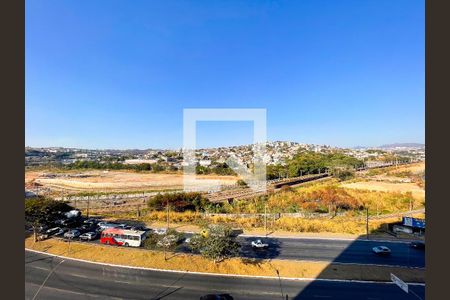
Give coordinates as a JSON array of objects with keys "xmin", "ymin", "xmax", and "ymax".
[
  {"xmin": 264, "ymin": 205, "xmax": 268, "ymax": 237},
  {"xmin": 166, "ymin": 200, "xmax": 170, "ymax": 229},
  {"xmin": 366, "ymin": 207, "xmax": 369, "ymax": 240}
]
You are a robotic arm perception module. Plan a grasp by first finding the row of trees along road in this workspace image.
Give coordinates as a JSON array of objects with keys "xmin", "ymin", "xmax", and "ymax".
[{"xmin": 25, "ymin": 197, "xmax": 74, "ymax": 242}]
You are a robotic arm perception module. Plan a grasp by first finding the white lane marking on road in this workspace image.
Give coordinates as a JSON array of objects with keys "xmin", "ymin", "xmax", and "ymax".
[
  {"xmin": 114, "ymin": 280, "xmax": 132, "ymax": 284},
  {"xmin": 29, "ymin": 266, "xmax": 50, "ymax": 272},
  {"xmin": 67, "ymin": 272, "xmax": 89, "ymax": 279},
  {"xmin": 31, "ymin": 259, "xmax": 65, "ymax": 300},
  {"xmin": 25, "ymin": 249, "xmax": 425, "ymax": 286}
]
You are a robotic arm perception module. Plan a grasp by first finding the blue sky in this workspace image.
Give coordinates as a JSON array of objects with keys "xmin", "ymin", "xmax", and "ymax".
[{"xmin": 25, "ymin": 0, "xmax": 424, "ymax": 149}]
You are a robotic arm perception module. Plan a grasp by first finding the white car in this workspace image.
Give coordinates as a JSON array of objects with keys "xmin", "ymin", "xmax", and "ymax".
[
  {"xmin": 372, "ymin": 246, "xmax": 391, "ymax": 255},
  {"xmin": 79, "ymin": 232, "xmax": 98, "ymax": 241},
  {"xmin": 46, "ymin": 227, "xmax": 64, "ymax": 236},
  {"xmin": 64, "ymin": 230, "xmax": 81, "ymax": 239},
  {"xmin": 251, "ymin": 239, "xmax": 269, "ymax": 249}
]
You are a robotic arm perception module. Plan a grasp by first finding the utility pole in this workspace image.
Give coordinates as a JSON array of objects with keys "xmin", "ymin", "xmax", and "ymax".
[
  {"xmin": 166, "ymin": 200, "xmax": 170, "ymax": 229},
  {"xmin": 264, "ymin": 205, "xmax": 268, "ymax": 237},
  {"xmin": 86, "ymin": 196, "xmax": 90, "ymax": 218},
  {"xmin": 366, "ymin": 207, "xmax": 369, "ymax": 240}
]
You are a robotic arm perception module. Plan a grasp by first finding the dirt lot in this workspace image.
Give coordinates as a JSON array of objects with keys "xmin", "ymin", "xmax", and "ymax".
[
  {"xmin": 341, "ymin": 162, "xmax": 425, "ymax": 200},
  {"xmin": 340, "ymin": 181, "xmax": 425, "ymax": 200},
  {"xmin": 25, "ymin": 169, "xmax": 239, "ymax": 194}
]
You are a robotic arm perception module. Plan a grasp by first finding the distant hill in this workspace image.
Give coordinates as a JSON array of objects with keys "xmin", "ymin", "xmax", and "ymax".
[{"xmin": 379, "ymin": 143, "xmax": 424, "ymax": 149}]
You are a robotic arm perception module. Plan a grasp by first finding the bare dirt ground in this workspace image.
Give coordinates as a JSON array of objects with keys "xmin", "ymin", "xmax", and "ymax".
[
  {"xmin": 340, "ymin": 181, "xmax": 425, "ymax": 199},
  {"xmin": 25, "ymin": 169, "xmax": 239, "ymax": 194},
  {"xmin": 341, "ymin": 162, "xmax": 425, "ymax": 200}
]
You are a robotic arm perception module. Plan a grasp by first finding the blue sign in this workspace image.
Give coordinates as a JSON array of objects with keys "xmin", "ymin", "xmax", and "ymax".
[{"xmin": 402, "ymin": 217, "xmax": 425, "ymax": 229}]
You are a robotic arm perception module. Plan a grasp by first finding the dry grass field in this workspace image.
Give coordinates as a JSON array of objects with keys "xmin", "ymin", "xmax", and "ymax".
[
  {"xmin": 341, "ymin": 162, "xmax": 425, "ymax": 201},
  {"xmin": 25, "ymin": 169, "xmax": 239, "ymax": 194}
]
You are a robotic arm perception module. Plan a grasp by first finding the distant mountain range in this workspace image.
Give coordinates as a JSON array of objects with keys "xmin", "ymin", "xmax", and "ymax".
[
  {"xmin": 379, "ymin": 143, "xmax": 425, "ymax": 149},
  {"xmin": 351, "ymin": 143, "xmax": 424, "ymax": 150}
]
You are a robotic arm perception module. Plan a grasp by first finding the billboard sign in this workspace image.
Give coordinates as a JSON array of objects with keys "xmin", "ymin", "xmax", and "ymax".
[{"xmin": 402, "ymin": 217, "xmax": 425, "ymax": 229}]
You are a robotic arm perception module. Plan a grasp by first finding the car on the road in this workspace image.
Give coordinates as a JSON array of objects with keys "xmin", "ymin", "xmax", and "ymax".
[
  {"xmin": 200, "ymin": 294, "xmax": 234, "ymax": 300},
  {"xmin": 372, "ymin": 245, "xmax": 391, "ymax": 255},
  {"xmin": 410, "ymin": 241, "xmax": 425, "ymax": 250},
  {"xmin": 79, "ymin": 232, "xmax": 98, "ymax": 241},
  {"xmin": 251, "ymin": 239, "xmax": 269, "ymax": 249},
  {"xmin": 64, "ymin": 229, "xmax": 81, "ymax": 239},
  {"xmin": 45, "ymin": 227, "xmax": 64, "ymax": 236}
]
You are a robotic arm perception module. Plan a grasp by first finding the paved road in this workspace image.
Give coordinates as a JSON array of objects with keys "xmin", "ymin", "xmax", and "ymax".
[
  {"xmin": 171, "ymin": 235, "xmax": 425, "ymax": 268},
  {"xmin": 236, "ymin": 237, "xmax": 425, "ymax": 268},
  {"xmin": 25, "ymin": 251, "xmax": 425, "ymax": 300},
  {"xmin": 75, "ymin": 233, "xmax": 425, "ymax": 268}
]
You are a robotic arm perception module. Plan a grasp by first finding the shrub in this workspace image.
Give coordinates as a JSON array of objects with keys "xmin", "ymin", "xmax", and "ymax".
[{"xmin": 147, "ymin": 192, "xmax": 210, "ymax": 212}]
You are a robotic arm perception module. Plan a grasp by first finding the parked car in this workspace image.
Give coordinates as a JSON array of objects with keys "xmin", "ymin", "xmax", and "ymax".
[
  {"xmin": 251, "ymin": 239, "xmax": 269, "ymax": 249},
  {"xmin": 61, "ymin": 219, "xmax": 78, "ymax": 228},
  {"xmin": 410, "ymin": 241, "xmax": 425, "ymax": 250},
  {"xmin": 36, "ymin": 233, "xmax": 49, "ymax": 241},
  {"xmin": 64, "ymin": 230, "xmax": 81, "ymax": 239},
  {"xmin": 372, "ymin": 246, "xmax": 391, "ymax": 255},
  {"xmin": 131, "ymin": 225, "xmax": 147, "ymax": 231},
  {"xmin": 117, "ymin": 224, "xmax": 132, "ymax": 229},
  {"xmin": 98, "ymin": 222, "xmax": 119, "ymax": 230},
  {"xmin": 79, "ymin": 232, "xmax": 98, "ymax": 241},
  {"xmin": 37, "ymin": 225, "xmax": 49, "ymax": 233},
  {"xmin": 83, "ymin": 218, "xmax": 99, "ymax": 225},
  {"xmin": 54, "ymin": 228, "xmax": 68, "ymax": 237},
  {"xmin": 80, "ymin": 224, "xmax": 96, "ymax": 232},
  {"xmin": 45, "ymin": 227, "xmax": 64, "ymax": 236}
]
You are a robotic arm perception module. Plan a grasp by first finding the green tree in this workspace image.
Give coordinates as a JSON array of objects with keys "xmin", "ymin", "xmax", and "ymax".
[
  {"xmin": 188, "ymin": 224, "xmax": 240, "ymax": 263},
  {"xmin": 25, "ymin": 197, "xmax": 74, "ymax": 242}
]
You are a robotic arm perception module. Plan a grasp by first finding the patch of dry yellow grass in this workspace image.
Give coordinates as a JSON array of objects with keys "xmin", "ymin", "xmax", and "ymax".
[
  {"xmin": 25, "ymin": 237, "xmax": 424, "ymax": 282},
  {"xmin": 340, "ymin": 181, "xmax": 424, "ymax": 200}
]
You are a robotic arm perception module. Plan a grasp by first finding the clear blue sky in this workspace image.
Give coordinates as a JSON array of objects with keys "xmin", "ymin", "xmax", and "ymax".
[{"xmin": 25, "ymin": 0, "xmax": 424, "ymax": 150}]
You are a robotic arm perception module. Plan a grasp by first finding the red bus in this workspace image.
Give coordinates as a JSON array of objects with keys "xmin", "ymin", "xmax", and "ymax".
[{"xmin": 100, "ymin": 227, "xmax": 147, "ymax": 247}]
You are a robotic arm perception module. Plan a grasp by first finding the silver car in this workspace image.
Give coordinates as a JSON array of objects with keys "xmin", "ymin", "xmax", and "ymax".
[
  {"xmin": 64, "ymin": 229, "xmax": 81, "ymax": 239},
  {"xmin": 79, "ymin": 232, "xmax": 98, "ymax": 241},
  {"xmin": 372, "ymin": 246, "xmax": 391, "ymax": 255}
]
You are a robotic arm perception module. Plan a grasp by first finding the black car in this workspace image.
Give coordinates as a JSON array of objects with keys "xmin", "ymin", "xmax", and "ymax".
[{"xmin": 410, "ymin": 241, "xmax": 425, "ymax": 250}]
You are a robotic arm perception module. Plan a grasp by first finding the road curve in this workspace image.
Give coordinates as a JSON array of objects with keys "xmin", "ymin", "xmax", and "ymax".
[{"xmin": 25, "ymin": 250, "xmax": 425, "ymax": 300}]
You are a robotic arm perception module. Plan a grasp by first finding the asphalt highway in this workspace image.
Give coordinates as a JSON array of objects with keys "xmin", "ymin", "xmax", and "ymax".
[
  {"xmin": 170, "ymin": 235, "xmax": 425, "ymax": 268},
  {"xmin": 236, "ymin": 236, "xmax": 425, "ymax": 268},
  {"xmin": 75, "ymin": 233, "xmax": 425, "ymax": 268},
  {"xmin": 25, "ymin": 251, "xmax": 425, "ymax": 300}
]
